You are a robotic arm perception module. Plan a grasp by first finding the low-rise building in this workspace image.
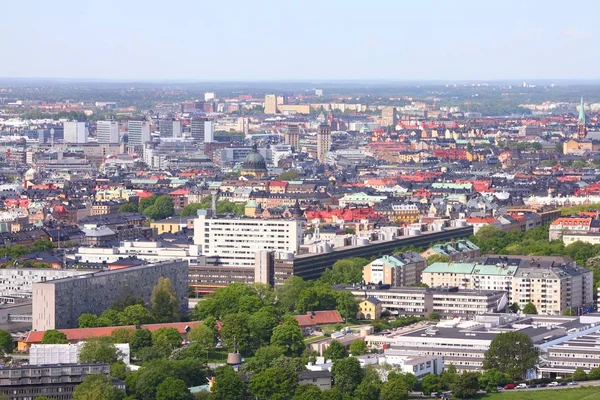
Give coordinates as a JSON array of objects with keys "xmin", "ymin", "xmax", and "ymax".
[
  {"xmin": 357, "ymin": 297, "xmax": 382, "ymax": 320},
  {"xmin": 420, "ymin": 239, "xmax": 480, "ymax": 261}
]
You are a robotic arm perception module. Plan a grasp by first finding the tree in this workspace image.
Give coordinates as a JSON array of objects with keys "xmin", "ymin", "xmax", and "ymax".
[
  {"xmin": 156, "ymin": 377, "xmax": 193, "ymax": 400},
  {"xmin": 379, "ymin": 378, "xmax": 408, "ymax": 400},
  {"xmin": 151, "ymin": 277, "xmax": 180, "ymax": 323},
  {"xmin": 119, "ymin": 304, "xmax": 153, "ymax": 326},
  {"xmin": 73, "ymin": 374, "xmax": 123, "ymax": 400},
  {"xmin": 387, "ymin": 372, "xmax": 417, "ymax": 392},
  {"xmin": 589, "ymin": 366, "xmax": 600, "ymax": 380},
  {"xmin": 427, "ymin": 254, "xmax": 451, "ymax": 265},
  {"xmin": 478, "ymin": 369, "xmax": 509, "ymax": 393},
  {"xmin": 111, "ymin": 328, "xmax": 135, "ymax": 344},
  {"xmin": 110, "ymin": 361, "xmax": 128, "ymax": 381},
  {"xmin": 483, "ymin": 331, "xmax": 538, "ymax": 380},
  {"xmin": 0, "ymin": 329, "xmax": 14, "ymax": 355},
  {"xmin": 78, "ymin": 313, "xmax": 101, "ymax": 328},
  {"xmin": 278, "ymin": 170, "xmax": 299, "ymax": 181},
  {"xmin": 441, "ymin": 364, "xmax": 457, "ymax": 389},
  {"xmin": 355, "ymin": 366, "xmax": 382, "ymax": 400},
  {"xmin": 249, "ymin": 306, "xmax": 281, "ymax": 346},
  {"xmin": 187, "ymin": 324, "xmax": 215, "ymax": 353},
  {"xmin": 130, "ymin": 328, "xmax": 153, "ymax": 354},
  {"xmin": 79, "ymin": 337, "xmax": 121, "ymax": 364},
  {"xmin": 41, "ymin": 330, "xmax": 68, "ymax": 344},
  {"xmin": 293, "ymin": 384, "xmax": 323, "ymax": 400},
  {"xmin": 276, "ymin": 276, "xmax": 312, "ymax": 313},
  {"xmin": 522, "ymin": 302, "xmax": 538, "ymax": 314},
  {"xmin": 320, "ymin": 258, "xmax": 369, "ymax": 285},
  {"xmin": 138, "ymin": 195, "xmax": 158, "ymax": 213},
  {"xmin": 421, "ymin": 374, "xmax": 443, "ymax": 395},
  {"xmin": 508, "ymin": 302, "xmax": 520, "ymax": 313},
  {"xmin": 563, "ymin": 308, "xmax": 577, "ymax": 316},
  {"xmin": 427, "ymin": 312, "xmax": 441, "ymax": 321},
  {"xmin": 118, "ymin": 203, "xmax": 138, "ymax": 213},
  {"xmin": 151, "ymin": 327, "xmax": 182, "ymax": 349},
  {"xmin": 452, "ymin": 372, "xmax": 480, "ymax": 399},
  {"xmin": 335, "ymin": 291, "xmax": 358, "ymax": 321},
  {"xmin": 245, "ymin": 345, "xmax": 285, "ymax": 373},
  {"xmin": 249, "ymin": 366, "xmax": 298, "ymax": 400},
  {"xmin": 153, "ymin": 195, "xmax": 175, "ymax": 219},
  {"xmin": 349, "ymin": 339, "xmax": 367, "ymax": 356},
  {"xmin": 270, "ymin": 318, "xmax": 305, "ymax": 357},
  {"xmin": 324, "ymin": 340, "xmax": 348, "ymax": 361},
  {"xmin": 212, "ymin": 366, "xmax": 245, "ymax": 400},
  {"xmin": 573, "ymin": 367, "xmax": 587, "ymax": 381},
  {"xmin": 221, "ymin": 313, "xmax": 252, "ymax": 354},
  {"xmin": 331, "ymin": 357, "xmax": 364, "ymax": 395}
]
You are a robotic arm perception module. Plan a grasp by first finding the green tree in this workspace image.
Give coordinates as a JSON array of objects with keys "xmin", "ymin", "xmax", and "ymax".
[
  {"xmin": 79, "ymin": 337, "xmax": 121, "ymax": 364},
  {"xmin": 249, "ymin": 366, "xmax": 298, "ymax": 400},
  {"xmin": 349, "ymin": 339, "xmax": 367, "ymax": 356},
  {"xmin": 320, "ymin": 258, "xmax": 369, "ymax": 285},
  {"xmin": 573, "ymin": 367, "xmax": 587, "ymax": 381},
  {"xmin": 73, "ymin": 374, "xmax": 123, "ymax": 400},
  {"xmin": 130, "ymin": 328, "xmax": 153, "ymax": 354},
  {"xmin": 118, "ymin": 203, "xmax": 138, "ymax": 213},
  {"xmin": 452, "ymin": 372, "xmax": 480, "ymax": 399},
  {"xmin": 441, "ymin": 364, "xmax": 457, "ymax": 389},
  {"xmin": 152, "ymin": 195, "xmax": 175, "ymax": 219},
  {"xmin": 355, "ymin": 366, "xmax": 382, "ymax": 400},
  {"xmin": 0, "ymin": 329, "xmax": 14, "ymax": 355},
  {"xmin": 379, "ymin": 378, "xmax": 408, "ymax": 400},
  {"xmin": 151, "ymin": 277, "xmax": 180, "ymax": 323},
  {"xmin": 111, "ymin": 328, "xmax": 135, "ymax": 344},
  {"xmin": 522, "ymin": 302, "xmax": 538, "ymax": 314},
  {"xmin": 156, "ymin": 377, "xmax": 193, "ymax": 400},
  {"xmin": 478, "ymin": 368, "xmax": 510, "ymax": 393},
  {"xmin": 331, "ymin": 357, "xmax": 364, "ymax": 395},
  {"xmin": 563, "ymin": 308, "xmax": 577, "ymax": 316},
  {"xmin": 293, "ymin": 384, "xmax": 323, "ymax": 400},
  {"xmin": 270, "ymin": 318, "xmax": 305, "ymax": 357},
  {"xmin": 187, "ymin": 324, "xmax": 215, "ymax": 353},
  {"xmin": 41, "ymin": 330, "xmax": 68, "ymax": 344},
  {"xmin": 152, "ymin": 327, "xmax": 183, "ymax": 349},
  {"xmin": 483, "ymin": 331, "xmax": 538, "ymax": 380},
  {"xmin": 276, "ymin": 276, "xmax": 312, "ymax": 313},
  {"xmin": 221, "ymin": 313, "xmax": 252, "ymax": 354},
  {"xmin": 335, "ymin": 291, "xmax": 358, "ymax": 321},
  {"xmin": 324, "ymin": 340, "xmax": 348, "ymax": 361},
  {"xmin": 101, "ymin": 309, "xmax": 122, "ymax": 325},
  {"xmin": 138, "ymin": 195, "xmax": 158, "ymax": 212},
  {"xmin": 120, "ymin": 304, "xmax": 153, "ymax": 325},
  {"xmin": 508, "ymin": 302, "xmax": 520, "ymax": 313},
  {"xmin": 78, "ymin": 313, "xmax": 100, "ymax": 328},
  {"xmin": 110, "ymin": 361, "xmax": 128, "ymax": 381},
  {"xmin": 427, "ymin": 312, "xmax": 442, "ymax": 321},
  {"xmin": 589, "ymin": 366, "xmax": 600, "ymax": 380},
  {"xmin": 278, "ymin": 170, "xmax": 299, "ymax": 181},
  {"xmin": 32, "ymin": 239, "xmax": 55, "ymax": 252},
  {"xmin": 249, "ymin": 306, "xmax": 281, "ymax": 346},
  {"xmin": 426, "ymin": 254, "xmax": 451, "ymax": 265},
  {"xmin": 212, "ymin": 366, "xmax": 245, "ymax": 400},
  {"xmin": 179, "ymin": 203, "xmax": 207, "ymax": 217},
  {"xmin": 244, "ymin": 345, "xmax": 285, "ymax": 374},
  {"xmin": 421, "ymin": 374, "xmax": 443, "ymax": 395}
]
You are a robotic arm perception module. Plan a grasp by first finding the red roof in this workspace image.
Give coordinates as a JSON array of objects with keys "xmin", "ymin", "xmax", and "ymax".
[
  {"xmin": 23, "ymin": 321, "xmax": 202, "ymax": 344},
  {"xmin": 269, "ymin": 181, "xmax": 288, "ymax": 187},
  {"xmin": 169, "ymin": 188, "xmax": 190, "ymax": 196},
  {"xmin": 294, "ymin": 311, "xmax": 343, "ymax": 328}
]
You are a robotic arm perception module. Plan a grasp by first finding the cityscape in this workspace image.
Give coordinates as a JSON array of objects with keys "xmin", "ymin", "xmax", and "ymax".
[{"xmin": 2, "ymin": 1, "xmax": 600, "ymax": 400}]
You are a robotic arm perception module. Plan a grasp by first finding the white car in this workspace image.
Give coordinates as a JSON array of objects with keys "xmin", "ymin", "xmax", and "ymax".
[
  {"xmin": 516, "ymin": 383, "xmax": 528, "ymax": 389},
  {"xmin": 548, "ymin": 382, "xmax": 559, "ymax": 387}
]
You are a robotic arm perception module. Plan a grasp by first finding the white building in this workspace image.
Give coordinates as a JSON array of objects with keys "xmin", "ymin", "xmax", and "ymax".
[
  {"xmin": 63, "ymin": 121, "xmax": 87, "ymax": 144},
  {"xmin": 0, "ymin": 268, "xmax": 93, "ymax": 301},
  {"xmin": 30, "ymin": 343, "xmax": 130, "ymax": 365},
  {"xmin": 71, "ymin": 241, "xmax": 202, "ymax": 265},
  {"xmin": 204, "ymin": 92, "xmax": 215, "ymax": 101},
  {"xmin": 159, "ymin": 120, "xmax": 182, "ymax": 138},
  {"xmin": 96, "ymin": 121, "xmax": 119, "ymax": 144},
  {"xmin": 127, "ymin": 120, "xmax": 151, "ymax": 149},
  {"xmin": 193, "ymin": 211, "xmax": 302, "ymax": 267},
  {"xmin": 190, "ymin": 118, "xmax": 213, "ymax": 143}
]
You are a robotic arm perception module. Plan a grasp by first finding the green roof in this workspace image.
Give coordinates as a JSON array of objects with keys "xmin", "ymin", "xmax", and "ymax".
[
  {"xmin": 472, "ymin": 265, "xmax": 518, "ymax": 276},
  {"xmin": 424, "ymin": 262, "xmax": 476, "ymax": 274}
]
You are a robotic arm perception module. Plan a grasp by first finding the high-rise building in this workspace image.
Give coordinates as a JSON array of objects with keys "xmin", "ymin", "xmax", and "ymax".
[
  {"xmin": 96, "ymin": 121, "xmax": 119, "ymax": 143},
  {"xmin": 127, "ymin": 120, "xmax": 151, "ymax": 151},
  {"xmin": 285, "ymin": 125, "xmax": 300, "ymax": 150},
  {"xmin": 204, "ymin": 92, "xmax": 215, "ymax": 101},
  {"xmin": 191, "ymin": 118, "xmax": 214, "ymax": 143},
  {"xmin": 63, "ymin": 121, "xmax": 87, "ymax": 144},
  {"xmin": 159, "ymin": 119, "xmax": 182, "ymax": 138},
  {"xmin": 316, "ymin": 124, "xmax": 331, "ymax": 163},
  {"xmin": 264, "ymin": 94, "xmax": 277, "ymax": 114},
  {"xmin": 577, "ymin": 97, "xmax": 587, "ymax": 140},
  {"xmin": 381, "ymin": 106, "xmax": 397, "ymax": 127}
]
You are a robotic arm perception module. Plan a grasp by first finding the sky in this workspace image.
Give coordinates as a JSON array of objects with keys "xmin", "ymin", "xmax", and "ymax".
[{"xmin": 1, "ymin": 0, "xmax": 598, "ymax": 81}]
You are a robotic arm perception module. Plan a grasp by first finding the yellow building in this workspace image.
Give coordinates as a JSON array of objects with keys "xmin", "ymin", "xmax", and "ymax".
[
  {"xmin": 277, "ymin": 104, "xmax": 311, "ymax": 114},
  {"xmin": 150, "ymin": 217, "xmax": 194, "ymax": 234},
  {"xmin": 563, "ymin": 139, "xmax": 600, "ymax": 155},
  {"xmin": 357, "ymin": 297, "xmax": 382, "ymax": 320}
]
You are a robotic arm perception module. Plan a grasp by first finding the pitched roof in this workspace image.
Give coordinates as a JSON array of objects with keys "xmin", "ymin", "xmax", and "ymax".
[{"xmin": 294, "ymin": 310, "xmax": 343, "ymax": 328}]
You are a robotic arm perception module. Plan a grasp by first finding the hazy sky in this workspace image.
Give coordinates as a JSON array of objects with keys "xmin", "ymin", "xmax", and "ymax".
[{"xmin": 1, "ymin": 0, "xmax": 597, "ymax": 81}]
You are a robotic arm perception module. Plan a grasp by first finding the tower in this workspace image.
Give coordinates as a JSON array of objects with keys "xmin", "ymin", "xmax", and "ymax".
[
  {"xmin": 577, "ymin": 97, "xmax": 587, "ymax": 140},
  {"xmin": 317, "ymin": 124, "xmax": 331, "ymax": 164},
  {"xmin": 285, "ymin": 125, "xmax": 300, "ymax": 151}
]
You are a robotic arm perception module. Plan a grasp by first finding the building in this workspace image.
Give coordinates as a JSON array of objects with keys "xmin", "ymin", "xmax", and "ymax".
[
  {"xmin": 420, "ymin": 239, "xmax": 480, "ymax": 261},
  {"xmin": 159, "ymin": 119, "xmax": 182, "ymax": 138},
  {"xmin": 264, "ymin": 94, "xmax": 278, "ymax": 114},
  {"xmin": 549, "ymin": 217, "xmax": 592, "ymax": 241},
  {"xmin": 298, "ymin": 371, "xmax": 332, "ymax": 391},
  {"xmin": 342, "ymin": 284, "xmax": 508, "ymax": 317},
  {"xmin": 71, "ymin": 240, "xmax": 201, "ymax": 265},
  {"xmin": 363, "ymin": 252, "xmax": 427, "ymax": 287},
  {"xmin": 381, "ymin": 106, "xmax": 397, "ymax": 127},
  {"xmin": 577, "ymin": 97, "xmax": 587, "ymax": 140},
  {"xmin": 0, "ymin": 363, "xmax": 123, "ymax": 400},
  {"xmin": 32, "ymin": 260, "xmax": 189, "ymax": 330},
  {"xmin": 193, "ymin": 211, "xmax": 302, "ymax": 267},
  {"xmin": 63, "ymin": 121, "xmax": 87, "ymax": 144},
  {"xmin": 285, "ymin": 125, "xmax": 300, "ymax": 150},
  {"xmin": 127, "ymin": 120, "xmax": 151, "ymax": 151},
  {"xmin": 0, "ymin": 268, "xmax": 93, "ymax": 302},
  {"xmin": 96, "ymin": 120, "xmax": 119, "ymax": 144},
  {"xmin": 191, "ymin": 117, "xmax": 214, "ymax": 144},
  {"xmin": 240, "ymin": 145, "xmax": 268, "ymax": 178},
  {"xmin": 316, "ymin": 124, "xmax": 331, "ymax": 163},
  {"xmin": 29, "ymin": 343, "xmax": 130, "ymax": 365},
  {"xmin": 357, "ymin": 297, "xmax": 382, "ymax": 320}
]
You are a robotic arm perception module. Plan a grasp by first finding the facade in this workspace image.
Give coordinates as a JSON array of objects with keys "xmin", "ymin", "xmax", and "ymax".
[
  {"xmin": 190, "ymin": 118, "xmax": 214, "ymax": 143},
  {"xmin": 127, "ymin": 120, "xmax": 151, "ymax": 150},
  {"xmin": 381, "ymin": 106, "xmax": 397, "ymax": 127},
  {"xmin": 549, "ymin": 217, "xmax": 592, "ymax": 241},
  {"xmin": 316, "ymin": 124, "xmax": 331, "ymax": 163},
  {"xmin": 285, "ymin": 124, "xmax": 300, "ymax": 150},
  {"xmin": 298, "ymin": 371, "xmax": 332, "ymax": 391},
  {"xmin": 96, "ymin": 120, "xmax": 119, "ymax": 144},
  {"xmin": 32, "ymin": 260, "xmax": 189, "ymax": 330},
  {"xmin": 63, "ymin": 121, "xmax": 87, "ymax": 144},
  {"xmin": 264, "ymin": 94, "xmax": 277, "ymax": 114},
  {"xmin": 159, "ymin": 119, "xmax": 182, "ymax": 138},
  {"xmin": 357, "ymin": 297, "xmax": 382, "ymax": 320},
  {"xmin": 363, "ymin": 252, "xmax": 427, "ymax": 286},
  {"xmin": 420, "ymin": 239, "xmax": 480, "ymax": 261},
  {"xmin": 193, "ymin": 211, "xmax": 302, "ymax": 267},
  {"xmin": 0, "ymin": 268, "xmax": 93, "ymax": 301},
  {"xmin": 71, "ymin": 241, "xmax": 202, "ymax": 265}
]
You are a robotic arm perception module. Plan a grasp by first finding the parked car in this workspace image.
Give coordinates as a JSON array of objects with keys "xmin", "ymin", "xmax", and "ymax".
[
  {"xmin": 529, "ymin": 384, "xmax": 538, "ymax": 388},
  {"xmin": 559, "ymin": 382, "xmax": 568, "ymax": 386},
  {"xmin": 548, "ymin": 382, "xmax": 559, "ymax": 387},
  {"xmin": 516, "ymin": 383, "xmax": 528, "ymax": 389},
  {"xmin": 538, "ymin": 383, "xmax": 547, "ymax": 388},
  {"xmin": 568, "ymin": 381, "xmax": 579, "ymax": 386},
  {"xmin": 504, "ymin": 384, "xmax": 515, "ymax": 390}
]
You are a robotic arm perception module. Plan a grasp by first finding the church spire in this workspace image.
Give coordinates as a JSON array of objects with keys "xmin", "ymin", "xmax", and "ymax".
[
  {"xmin": 579, "ymin": 97, "xmax": 586, "ymax": 124},
  {"xmin": 577, "ymin": 97, "xmax": 587, "ymax": 140}
]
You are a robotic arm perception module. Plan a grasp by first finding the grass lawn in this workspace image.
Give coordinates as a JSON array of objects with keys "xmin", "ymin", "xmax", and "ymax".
[
  {"xmin": 485, "ymin": 386, "xmax": 600, "ymax": 399},
  {"xmin": 304, "ymin": 335, "xmax": 328, "ymax": 344}
]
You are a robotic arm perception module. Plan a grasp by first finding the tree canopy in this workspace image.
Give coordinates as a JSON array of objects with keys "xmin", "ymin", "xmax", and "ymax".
[
  {"xmin": 41, "ymin": 330, "xmax": 68, "ymax": 344},
  {"xmin": 483, "ymin": 331, "xmax": 538, "ymax": 380}
]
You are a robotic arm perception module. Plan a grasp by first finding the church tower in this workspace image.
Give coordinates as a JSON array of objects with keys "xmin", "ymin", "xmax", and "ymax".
[{"xmin": 577, "ymin": 97, "xmax": 587, "ymax": 140}]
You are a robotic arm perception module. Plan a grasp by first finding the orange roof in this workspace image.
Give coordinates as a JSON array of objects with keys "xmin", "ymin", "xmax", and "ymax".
[
  {"xmin": 550, "ymin": 217, "xmax": 592, "ymax": 227},
  {"xmin": 136, "ymin": 191, "xmax": 155, "ymax": 198},
  {"xmin": 466, "ymin": 217, "xmax": 498, "ymax": 224},
  {"xmin": 169, "ymin": 188, "xmax": 190, "ymax": 196},
  {"xmin": 294, "ymin": 310, "xmax": 343, "ymax": 328},
  {"xmin": 23, "ymin": 321, "xmax": 202, "ymax": 344},
  {"xmin": 269, "ymin": 181, "xmax": 288, "ymax": 187}
]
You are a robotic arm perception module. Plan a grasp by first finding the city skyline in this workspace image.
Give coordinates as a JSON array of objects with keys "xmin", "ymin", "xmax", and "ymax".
[{"xmin": 2, "ymin": 0, "xmax": 598, "ymax": 81}]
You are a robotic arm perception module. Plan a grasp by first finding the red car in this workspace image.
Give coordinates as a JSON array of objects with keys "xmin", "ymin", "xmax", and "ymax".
[{"xmin": 504, "ymin": 384, "xmax": 515, "ymax": 390}]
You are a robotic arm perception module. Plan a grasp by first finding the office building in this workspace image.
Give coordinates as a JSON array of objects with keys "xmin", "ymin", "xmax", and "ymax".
[
  {"xmin": 127, "ymin": 120, "xmax": 151, "ymax": 150},
  {"xmin": 159, "ymin": 119, "xmax": 182, "ymax": 138},
  {"xmin": 316, "ymin": 124, "xmax": 331, "ymax": 163},
  {"xmin": 96, "ymin": 120, "xmax": 119, "ymax": 144},
  {"xmin": 193, "ymin": 211, "xmax": 302, "ymax": 267},
  {"xmin": 381, "ymin": 106, "xmax": 397, "ymax": 127},
  {"xmin": 32, "ymin": 260, "xmax": 189, "ymax": 330},
  {"xmin": 63, "ymin": 121, "xmax": 87, "ymax": 144},
  {"xmin": 0, "ymin": 268, "xmax": 93, "ymax": 302},
  {"xmin": 363, "ymin": 252, "xmax": 427, "ymax": 287},
  {"xmin": 285, "ymin": 125, "xmax": 300, "ymax": 150},
  {"xmin": 204, "ymin": 92, "xmax": 215, "ymax": 101},
  {"xmin": 191, "ymin": 118, "xmax": 214, "ymax": 143},
  {"xmin": 264, "ymin": 94, "xmax": 278, "ymax": 114}
]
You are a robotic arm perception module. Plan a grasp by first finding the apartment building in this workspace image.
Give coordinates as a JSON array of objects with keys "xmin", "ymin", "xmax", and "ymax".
[
  {"xmin": 193, "ymin": 211, "xmax": 302, "ymax": 267},
  {"xmin": 363, "ymin": 252, "xmax": 427, "ymax": 287},
  {"xmin": 0, "ymin": 268, "xmax": 93, "ymax": 301},
  {"xmin": 420, "ymin": 239, "xmax": 480, "ymax": 261},
  {"xmin": 549, "ymin": 217, "xmax": 592, "ymax": 241},
  {"xmin": 32, "ymin": 260, "xmax": 188, "ymax": 330}
]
